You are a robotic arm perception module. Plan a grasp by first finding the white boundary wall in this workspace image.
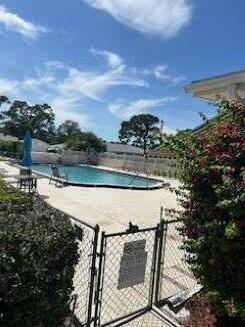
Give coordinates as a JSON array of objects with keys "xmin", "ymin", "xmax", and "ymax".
[
  {"xmin": 32, "ymin": 150, "xmax": 88, "ymax": 164},
  {"xmin": 32, "ymin": 151, "xmax": 178, "ymax": 177},
  {"xmin": 97, "ymin": 153, "xmax": 177, "ymax": 176}
]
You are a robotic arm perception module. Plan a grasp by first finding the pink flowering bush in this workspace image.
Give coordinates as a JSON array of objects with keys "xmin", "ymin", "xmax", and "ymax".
[{"xmin": 167, "ymin": 99, "xmax": 245, "ymax": 324}]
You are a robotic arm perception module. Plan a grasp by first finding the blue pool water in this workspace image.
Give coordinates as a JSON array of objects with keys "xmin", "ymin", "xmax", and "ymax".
[{"xmin": 32, "ymin": 164, "xmax": 160, "ymax": 188}]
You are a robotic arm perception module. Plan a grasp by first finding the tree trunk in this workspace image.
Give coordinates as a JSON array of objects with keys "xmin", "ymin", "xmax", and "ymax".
[{"xmin": 143, "ymin": 140, "xmax": 147, "ymax": 158}]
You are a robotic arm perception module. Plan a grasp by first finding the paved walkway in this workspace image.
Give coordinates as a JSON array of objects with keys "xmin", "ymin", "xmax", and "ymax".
[
  {"xmin": 0, "ymin": 160, "xmax": 180, "ymax": 233},
  {"xmin": 117, "ymin": 310, "xmax": 174, "ymax": 326}
]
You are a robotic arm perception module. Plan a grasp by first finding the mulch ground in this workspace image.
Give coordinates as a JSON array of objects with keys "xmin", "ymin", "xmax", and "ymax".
[
  {"xmin": 184, "ymin": 291, "xmax": 217, "ymax": 327},
  {"xmin": 184, "ymin": 291, "xmax": 244, "ymax": 327}
]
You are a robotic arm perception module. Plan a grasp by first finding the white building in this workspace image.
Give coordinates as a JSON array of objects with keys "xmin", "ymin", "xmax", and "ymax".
[
  {"xmin": 105, "ymin": 142, "xmax": 144, "ymax": 156},
  {"xmin": 185, "ymin": 69, "xmax": 245, "ymax": 137},
  {"xmin": 185, "ymin": 69, "xmax": 245, "ymax": 100},
  {"xmin": 31, "ymin": 139, "xmax": 49, "ymax": 152},
  {"xmin": 0, "ymin": 133, "xmax": 19, "ymax": 142}
]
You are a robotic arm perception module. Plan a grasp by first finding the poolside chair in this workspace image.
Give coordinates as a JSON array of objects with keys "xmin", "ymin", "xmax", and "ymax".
[
  {"xmin": 0, "ymin": 168, "xmax": 8, "ymax": 177},
  {"xmin": 17, "ymin": 168, "xmax": 37, "ymax": 193},
  {"xmin": 49, "ymin": 165, "xmax": 67, "ymax": 187},
  {"xmin": 19, "ymin": 168, "xmax": 32, "ymax": 176}
]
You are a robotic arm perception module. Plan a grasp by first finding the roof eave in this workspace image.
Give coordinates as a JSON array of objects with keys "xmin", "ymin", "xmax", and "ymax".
[{"xmin": 185, "ymin": 69, "xmax": 245, "ymax": 100}]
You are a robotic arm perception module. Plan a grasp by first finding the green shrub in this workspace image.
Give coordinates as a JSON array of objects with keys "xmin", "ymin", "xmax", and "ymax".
[
  {"xmin": 65, "ymin": 131, "xmax": 106, "ymax": 152},
  {"xmin": 0, "ymin": 179, "xmax": 79, "ymax": 327},
  {"xmin": 0, "ymin": 140, "xmax": 22, "ymax": 158},
  {"xmin": 166, "ymin": 99, "xmax": 245, "ymax": 324}
]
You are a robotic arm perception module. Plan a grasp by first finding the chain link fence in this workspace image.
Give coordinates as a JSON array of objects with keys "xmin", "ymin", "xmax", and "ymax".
[
  {"xmin": 157, "ymin": 220, "xmax": 198, "ymax": 303},
  {"xmin": 153, "ymin": 219, "xmax": 199, "ymax": 326},
  {"xmin": 95, "ymin": 227, "xmax": 159, "ymax": 327}
]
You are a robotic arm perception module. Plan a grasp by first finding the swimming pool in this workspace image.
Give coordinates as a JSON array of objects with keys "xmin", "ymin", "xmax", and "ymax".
[{"xmin": 32, "ymin": 164, "xmax": 162, "ymax": 189}]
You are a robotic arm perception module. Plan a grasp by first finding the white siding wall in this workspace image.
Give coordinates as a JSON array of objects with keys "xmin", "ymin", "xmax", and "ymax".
[{"xmin": 32, "ymin": 140, "xmax": 48, "ymax": 152}]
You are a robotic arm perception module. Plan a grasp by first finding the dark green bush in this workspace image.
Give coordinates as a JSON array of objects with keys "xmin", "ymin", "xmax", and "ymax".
[
  {"xmin": 0, "ymin": 140, "xmax": 22, "ymax": 158},
  {"xmin": 0, "ymin": 179, "xmax": 79, "ymax": 327}
]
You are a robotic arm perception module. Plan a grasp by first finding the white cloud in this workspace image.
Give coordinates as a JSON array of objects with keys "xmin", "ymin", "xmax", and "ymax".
[
  {"xmin": 109, "ymin": 97, "xmax": 177, "ymax": 120},
  {"xmin": 0, "ymin": 78, "xmax": 18, "ymax": 94},
  {"xmin": 0, "ymin": 52, "xmax": 143, "ymax": 126},
  {"xmin": 51, "ymin": 97, "xmax": 89, "ymax": 127},
  {"xmin": 58, "ymin": 110, "xmax": 89, "ymax": 127},
  {"xmin": 45, "ymin": 61, "xmax": 66, "ymax": 70},
  {"xmin": 0, "ymin": 5, "xmax": 47, "ymax": 39},
  {"xmin": 57, "ymin": 66, "xmax": 147, "ymax": 101},
  {"xmin": 1, "ymin": 50, "xmax": 183, "ymax": 111},
  {"xmin": 0, "ymin": 53, "xmax": 147, "ymax": 127},
  {"xmin": 84, "ymin": 0, "xmax": 192, "ymax": 38},
  {"xmin": 22, "ymin": 76, "xmax": 56, "ymax": 89},
  {"xmin": 161, "ymin": 125, "xmax": 176, "ymax": 135},
  {"xmin": 143, "ymin": 65, "xmax": 186, "ymax": 84},
  {"xmin": 0, "ymin": 51, "xmax": 183, "ymax": 130},
  {"xmin": 53, "ymin": 49, "xmax": 146, "ymax": 101},
  {"xmin": 0, "ymin": 52, "xmax": 146, "ymax": 103},
  {"xmin": 91, "ymin": 48, "xmax": 124, "ymax": 69}
]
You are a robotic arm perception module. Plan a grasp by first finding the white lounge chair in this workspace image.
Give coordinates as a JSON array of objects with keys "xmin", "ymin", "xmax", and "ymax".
[
  {"xmin": 49, "ymin": 166, "xmax": 67, "ymax": 187},
  {"xmin": 0, "ymin": 168, "xmax": 8, "ymax": 177}
]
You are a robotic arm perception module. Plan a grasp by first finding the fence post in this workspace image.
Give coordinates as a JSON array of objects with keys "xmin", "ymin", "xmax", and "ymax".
[
  {"xmin": 154, "ymin": 209, "xmax": 168, "ymax": 305},
  {"xmin": 94, "ymin": 232, "xmax": 106, "ymax": 327},
  {"xmin": 69, "ymin": 294, "xmax": 78, "ymax": 327},
  {"xmin": 86, "ymin": 224, "xmax": 100, "ymax": 326},
  {"xmin": 149, "ymin": 225, "xmax": 161, "ymax": 308}
]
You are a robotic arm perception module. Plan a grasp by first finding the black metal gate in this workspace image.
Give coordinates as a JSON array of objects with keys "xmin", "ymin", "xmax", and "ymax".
[
  {"xmin": 70, "ymin": 215, "xmax": 197, "ymax": 326},
  {"xmin": 70, "ymin": 219, "xmax": 99, "ymax": 326},
  {"xmin": 94, "ymin": 226, "xmax": 160, "ymax": 326}
]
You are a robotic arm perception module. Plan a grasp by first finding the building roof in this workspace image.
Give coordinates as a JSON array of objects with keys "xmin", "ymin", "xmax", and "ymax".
[
  {"xmin": 32, "ymin": 138, "xmax": 49, "ymax": 145},
  {"xmin": 20, "ymin": 138, "xmax": 49, "ymax": 145},
  {"xmin": 185, "ymin": 69, "xmax": 245, "ymax": 100},
  {"xmin": 192, "ymin": 111, "xmax": 230, "ymax": 138},
  {"xmin": 0, "ymin": 133, "xmax": 19, "ymax": 142},
  {"xmin": 106, "ymin": 142, "xmax": 144, "ymax": 155}
]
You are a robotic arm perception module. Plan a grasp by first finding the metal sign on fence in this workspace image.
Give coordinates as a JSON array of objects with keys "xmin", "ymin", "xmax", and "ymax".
[{"xmin": 118, "ymin": 239, "xmax": 148, "ymax": 289}]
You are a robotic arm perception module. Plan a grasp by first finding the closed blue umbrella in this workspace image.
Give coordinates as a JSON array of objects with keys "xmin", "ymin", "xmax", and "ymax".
[{"xmin": 22, "ymin": 131, "xmax": 32, "ymax": 170}]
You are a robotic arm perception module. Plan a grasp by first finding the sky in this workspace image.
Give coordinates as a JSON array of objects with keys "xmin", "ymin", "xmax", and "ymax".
[{"xmin": 0, "ymin": 0, "xmax": 244, "ymax": 140}]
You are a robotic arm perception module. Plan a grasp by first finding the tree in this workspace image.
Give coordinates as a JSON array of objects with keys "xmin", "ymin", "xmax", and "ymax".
[
  {"xmin": 119, "ymin": 114, "xmax": 160, "ymax": 156},
  {"xmin": 0, "ymin": 97, "xmax": 55, "ymax": 143},
  {"xmin": 0, "ymin": 95, "xmax": 10, "ymax": 107},
  {"xmin": 65, "ymin": 131, "xmax": 106, "ymax": 153},
  {"xmin": 55, "ymin": 120, "xmax": 81, "ymax": 143}
]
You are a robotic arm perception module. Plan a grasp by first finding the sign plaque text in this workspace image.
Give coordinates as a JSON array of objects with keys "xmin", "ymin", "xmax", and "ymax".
[{"xmin": 117, "ymin": 239, "xmax": 147, "ymax": 289}]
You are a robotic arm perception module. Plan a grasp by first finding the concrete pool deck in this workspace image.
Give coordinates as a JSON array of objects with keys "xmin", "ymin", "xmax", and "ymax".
[{"xmin": 1, "ymin": 160, "xmax": 180, "ymax": 233}]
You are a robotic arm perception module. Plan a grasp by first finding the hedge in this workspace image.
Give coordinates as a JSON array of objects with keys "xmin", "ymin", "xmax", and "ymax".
[
  {"xmin": 0, "ymin": 179, "xmax": 79, "ymax": 327},
  {"xmin": 0, "ymin": 140, "xmax": 22, "ymax": 158}
]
